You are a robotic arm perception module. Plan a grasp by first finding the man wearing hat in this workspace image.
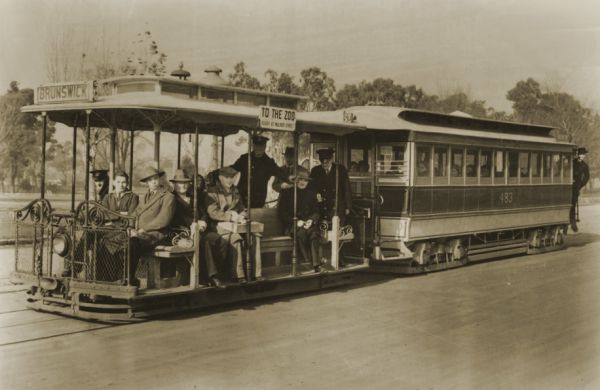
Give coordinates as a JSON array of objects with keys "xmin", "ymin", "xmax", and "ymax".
[
  {"xmin": 310, "ymin": 147, "xmax": 353, "ymax": 223},
  {"xmin": 278, "ymin": 167, "xmax": 322, "ymax": 273},
  {"xmin": 205, "ymin": 166, "xmax": 253, "ymax": 283},
  {"xmin": 571, "ymin": 147, "xmax": 590, "ymax": 232},
  {"xmin": 91, "ymin": 169, "xmax": 109, "ymax": 201},
  {"xmin": 272, "ymin": 146, "xmax": 301, "ymax": 193},
  {"xmin": 170, "ymin": 169, "xmax": 227, "ymax": 288},
  {"xmin": 232, "ymin": 134, "xmax": 287, "ymax": 207},
  {"xmin": 128, "ymin": 166, "xmax": 176, "ymax": 287}
]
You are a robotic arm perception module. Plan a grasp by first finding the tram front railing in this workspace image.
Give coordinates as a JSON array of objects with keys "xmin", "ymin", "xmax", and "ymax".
[{"xmin": 14, "ymin": 198, "xmax": 53, "ymax": 278}]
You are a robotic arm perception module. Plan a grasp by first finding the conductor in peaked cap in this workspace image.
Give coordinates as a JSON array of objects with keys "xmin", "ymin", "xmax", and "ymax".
[
  {"xmin": 90, "ymin": 168, "xmax": 109, "ymax": 201},
  {"xmin": 232, "ymin": 134, "xmax": 288, "ymax": 208},
  {"xmin": 570, "ymin": 147, "xmax": 590, "ymax": 232},
  {"xmin": 310, "ymin": 147, "xmax": 353, "ymax": 224}
]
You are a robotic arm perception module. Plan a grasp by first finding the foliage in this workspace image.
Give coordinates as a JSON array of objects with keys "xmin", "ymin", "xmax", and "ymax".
[
  {"xmin": 228, "ymin": 62, "xmax": 261, "ymax": 89},
  {"xmin": 298, "ymin": 67, "xmax": 336, "ymax": 111},
  {"xmin": 0, "ymin": 82, "xmax": 56, "ymax": 192},
  {"xmin": 122, "ymin": 31, "xmax": 168, "ymax": 77}
]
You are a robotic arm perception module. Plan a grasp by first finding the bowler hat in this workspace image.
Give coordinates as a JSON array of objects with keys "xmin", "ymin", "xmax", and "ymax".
[
  {"xmin": 139, "ymin": 166, "xmax": 165, "ymax": 183},
  {"xmin": 316, "ymin": 147, "xmax": 334, "ymax": 159},
  {"xmin": 577, "ymin": 147, "xmax": 588, "ymax": 155},
  {"xmin": 294, "ymin": 167, "xmax": 311, "ymax": 181},
  {"xmin": 218, "ymin": 166, "xmax": 238, "ymax": 177},
  {"xmin": 90, "ymin": 169, "xmax": 108, "ymax": 181},
  {"xmin": 169, "ymin": 169, "xmax": 192, "ymax": 183},
  {"xmin": 283, "ymin": 147, "xmax": 295, "ymax": 157},
  {"xmin": 252, "ymin": 135, "xmax": 269, "ymax": 145}
]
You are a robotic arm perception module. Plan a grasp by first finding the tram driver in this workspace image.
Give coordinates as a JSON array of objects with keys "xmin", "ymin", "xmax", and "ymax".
[
  {"xmin": 91, "ymin": 169, "xmax": 109, "ymax": 201},
  {"xmin": 128, "ymin": 167, "xmax": 176, "ymax": 287}
]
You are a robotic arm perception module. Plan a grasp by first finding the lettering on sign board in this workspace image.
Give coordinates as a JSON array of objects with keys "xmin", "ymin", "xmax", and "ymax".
[
  {"xmin": 35, "ymin": 81, "xmax": 94, "ymax": 104},
  {"xmin": 259, "ymin": 106, "xmax": 296, "ymax": 131}
]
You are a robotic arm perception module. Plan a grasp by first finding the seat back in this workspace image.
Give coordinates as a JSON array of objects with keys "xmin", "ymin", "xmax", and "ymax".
[{"xmin": 251, "ymin": 208, "xmax": 285, "ymax": 237}]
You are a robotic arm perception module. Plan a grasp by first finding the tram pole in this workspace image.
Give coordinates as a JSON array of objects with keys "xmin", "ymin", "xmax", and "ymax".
[
  {"xmin": 109, "ymin": 112, "xmax": 117, "ymax": 187},
  {"xmin": 153, "ymin": 123, "xmax": 161, "ymax": 169},
  {"xmin": 71, "ymin": 122, "xmax": 77, "ymax": 212},
  {"xmin": 129, "ymin": 127, "xmax": 134, "ymax": 188},
  {"xmin": 331, "ymin": 137, "xmax": 341, "ymax": 270},
  {"xmin": 192, "ymin": 125, "xmax": 200, "ymax": 288},
  {"xmin": 291, "ymin": 131, "xmax": 299, "ymax": 276},
  {"xmin": 246, "ymin": 129, "xmax": 253, "ymax": 281},
  {"xmin": 177, "ymin": 132, "xmax": 182, "ymax": 169},
  {"xmin": 220, "ymin": 132, "xmax": 225, "ymax": 168},
  {"xmin": 40, "ymin": 112, "xmax": 47, "ymax": 199}
]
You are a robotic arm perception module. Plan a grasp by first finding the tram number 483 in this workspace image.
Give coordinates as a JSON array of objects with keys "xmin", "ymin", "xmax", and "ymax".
[{"xmin": 499, "ymin": 191, "xmax": 514, "ymax": 204}]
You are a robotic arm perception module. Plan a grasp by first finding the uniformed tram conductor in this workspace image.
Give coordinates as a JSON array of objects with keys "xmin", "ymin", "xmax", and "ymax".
[
  {"xmin": 233, "ymin": 134, "xmax": 287, "ymax": 208},
  {"xmin": 310, "ymin": 147, "xmax": 352, "ymax": 224},
  {"xmin": 571, "ymin": 147, "xmax": 590, "ymax": 232}
]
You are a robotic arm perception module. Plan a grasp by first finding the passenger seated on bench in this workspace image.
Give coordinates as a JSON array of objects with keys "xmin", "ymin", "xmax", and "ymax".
[
  {"xmin": 205, "ymin": 165, "xmax": 254, "ymax": 284},
  {"xmin": 170, "ymin": 169, "xmax": 227, "ymax": 288},
  {"xmin": 278, "ymin": 167, "xmax": 322, "ymax": 273},
  {"xmin": 127, "ymin": 166, "xmax": 176, "ymax": 287}
]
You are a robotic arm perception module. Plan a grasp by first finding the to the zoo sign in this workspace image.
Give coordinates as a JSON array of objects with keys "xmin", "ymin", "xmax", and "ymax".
[
  {"xmin": 35, "ymin": 81, "xmax": 94, "ymax": 104},
  {"xmin": 258, "ymin": 106, "xmax": 296, "ymax": 131}
]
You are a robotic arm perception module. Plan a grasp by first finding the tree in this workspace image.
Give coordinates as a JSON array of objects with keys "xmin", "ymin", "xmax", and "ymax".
[
  {"xmin": 0, "ymin": 82, "xmax": 56, "ymax": 192},
  {"xmin": 228, "ymin": 62, "xmax": 261, "ymax": 89},
  {"xmin": 121, "ymin": 31, "xmax": 168, "ymax": 76},
  {"xmin": 299, "ymin": 67, "xmax": 336, "ymax": 111},
  {"xmin": 264, "ymin": 70, "xmax": 302, "ymax": 95}
]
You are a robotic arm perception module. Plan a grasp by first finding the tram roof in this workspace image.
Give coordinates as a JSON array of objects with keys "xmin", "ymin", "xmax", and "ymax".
[
  {"xmin": 22, "ymin": 91, "xmax": 364, "ymax": 136},
  {"xmin": 300, "ymin": 106, "xmax": 571, "ymax": 144}
]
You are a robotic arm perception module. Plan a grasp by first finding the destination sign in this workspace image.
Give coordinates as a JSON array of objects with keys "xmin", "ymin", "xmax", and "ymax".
[
  {"xmin": 259, "ymin": 106, "xmax": 296, "ymax": 131},
  {"xmin": 35, "ymin": 81, "xmax": 94, "ymax": 104}
]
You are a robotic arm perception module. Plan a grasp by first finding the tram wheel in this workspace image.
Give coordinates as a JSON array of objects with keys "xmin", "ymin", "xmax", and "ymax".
[
  {"xmin": 447, "ymin": 239, "xmax": 465, "ymax": 262},
  {"xmin": 412, "ymin": 242, "xmax": 431, "ymax": 265},
  {"xmin": 528, "ymin": 229, "xmax": 542, "ymax": 249}
]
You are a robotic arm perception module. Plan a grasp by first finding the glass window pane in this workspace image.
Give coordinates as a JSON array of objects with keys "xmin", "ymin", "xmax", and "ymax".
[
  {"xmin": 543, "ymin": 153, "xmax": 552, "ymax": 178},
  {"xmin": 519, "ymin": 152, "xmax": 530, "ymax": 177},
  {"xmin": 451, "ymin": 148, "xmax": 464, "ymax": 177},
  {"xmin": 416, "ymin": 146, "xmax": 431, "ymax": 177},
  {"xmin": 552, "ymin": 154, "xmax": 561, "ymax": 177},
  {"xmin": 562, "ymin": 154, "xmax": 571, "ymax": 180},
  {"xmin": 466, "ymin": 149, "xmax": 477, "ymax": 177},
  {"xmin": 508, "ymin": 151, "xmax": 519, "ymax": 178},
  {"xmin": 434, "ymin": 147, "xmax": 448, "ymax": 177},
  {"xmin": 376, "ymin": 144, "xmax": 407, "ymax": 183},
  {"xmin": 480, "ymin": 150, "xmax": 492, "ymax": 178},
  {"xmin": 349, "ymin": 147, "xmax": 372, "ymax": 176},
  {"xmin": 495, "ymin": 151, "xmax": 505, "ymax": 178},
  {"xmin": 531, "ymin": 152, "xmax": 541, "ymax": 177}
]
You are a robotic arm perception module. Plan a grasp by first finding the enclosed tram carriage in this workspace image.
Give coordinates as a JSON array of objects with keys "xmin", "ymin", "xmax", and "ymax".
[
  {"xmin": 11, "ymin": 75, "xmax": 369, "ymax": 321},
  {"xmin": 304, "ymin": 106, "xmax": 573, "ymax": 273}
]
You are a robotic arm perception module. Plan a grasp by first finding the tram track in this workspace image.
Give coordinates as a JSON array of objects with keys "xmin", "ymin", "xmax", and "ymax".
[{"xmin": 0, "ymin": 323, "xmax": 119, "ymax": 347}]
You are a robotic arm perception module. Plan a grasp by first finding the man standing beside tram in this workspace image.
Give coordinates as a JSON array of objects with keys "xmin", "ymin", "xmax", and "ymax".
[
  {"xmin": 232, "ymin": 134, "xmax": 290, "ymax": 208},
  {"xmin": 570, "ymin": 147, "xmax": 590, "ymax": 232},
  {"xmin": 310, "ymin": 147, "xmax": 353, "ymax": 225}
]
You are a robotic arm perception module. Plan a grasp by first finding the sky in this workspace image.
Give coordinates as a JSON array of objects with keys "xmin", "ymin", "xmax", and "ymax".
[{"xmin": 1, "ymin": 0, "xmax": 599, "ymax": 114}]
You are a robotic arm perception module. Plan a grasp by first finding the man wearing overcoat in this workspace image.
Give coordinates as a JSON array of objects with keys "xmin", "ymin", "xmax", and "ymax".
[{"xmin": 570, "ymin": 147, "xmax": 590, "ymax": 232}]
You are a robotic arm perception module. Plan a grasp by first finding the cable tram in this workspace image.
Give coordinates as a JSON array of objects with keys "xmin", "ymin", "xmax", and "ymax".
[
  {"xmin": 11, "ymin": 70, "xmax": 370, "ymax": 321},
  {"xmin": 302, "ymin": 106, "xmax": 574, "ymax": 274}
]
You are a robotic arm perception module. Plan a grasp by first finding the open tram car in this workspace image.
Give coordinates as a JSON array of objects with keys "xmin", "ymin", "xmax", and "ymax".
[{"xmin": 10, "ymin": 72, "xmax": 574, "ymax": 321}]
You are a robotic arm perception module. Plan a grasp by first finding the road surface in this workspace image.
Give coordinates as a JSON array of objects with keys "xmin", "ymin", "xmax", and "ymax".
[{"xmin": 0, "ymin": 205, "xmax": 599, "ymax": 389}]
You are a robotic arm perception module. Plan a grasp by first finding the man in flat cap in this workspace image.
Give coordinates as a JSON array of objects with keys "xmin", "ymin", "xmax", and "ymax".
[
  {"xmin": 310, "ymin": 147, "xmax": 353, "ymax": 224},
  {"xmin": 272, "ymin": 146, "xmax": 301, "ymax": 193},
  {"xmin": 233, "ymin": 134, "xmax": 287, "ymax": 208},
  {"xmin": 91, "ymin": 169, "xmax": 109, "ymax": 201},
  {"xmin": 128, "ymin": 166, "xmax": 176, "ymax": 287},
  {"xmin": 278, "ymin": 167, "xmax": 322, "ymax": 273},
  {"xmin": 205, "ymin": 166, "xmax": 254, "ymax": 283},
  {"xmin": 570, "ymin": 147, "xmax": 590, "ymax": 232}
]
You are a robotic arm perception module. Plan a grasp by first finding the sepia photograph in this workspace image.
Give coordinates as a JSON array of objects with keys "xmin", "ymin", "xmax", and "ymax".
[{"xmin": 0, "ymin": 0, "xmax": 599, "ymax": 388}]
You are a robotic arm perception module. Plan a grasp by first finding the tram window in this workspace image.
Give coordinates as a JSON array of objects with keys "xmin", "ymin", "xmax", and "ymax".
[
  {"xmin": 434, "ymin": 147, "xmax": 448, "ymax": 177},
  {"xmin": 270, "ymin": 97, "xmax": 297, "ymax": 109},
  {"xmin": 349, "ymin": 147, "xmax": 372, "ymax": 176},
  {"xmin": 376, "ymin": 144, "xmax": 407, "ymax": 184},
  {"xmin": 507, "ymin": 151, "xmax": 519, "ymax": 178},
  {"xmin": 543, "ymin": 153, "xmax": 552, "ymax": 178},
  {"xmin": 480, "ymin": 150, "xmax": 492, "ymax": 178},
  {"xmin": 201, "ymin": 88, "xmax": 234, "ymax": 103},
  {"xmin": 494, "ymin": 150, "xmax": 505, "ymax": 179},
  {"xmin": 531, "ymin": 152, "xmax": 541, "ymax": 177},
  {"xmin": 466, "ymin": 149, "xmax": 477, "ymax": 177},
  {"xmin": 552, "ymin": 153, "xmax": 561, "ymax": 178},
  {"xmin": 416, "ymin": 146, "xmax": 431, "ymax": 177},
  {"xmin": 450, "ymin": 148, "xmax": 464, "ymax": 177},
  {"xmin": 519, "ymin": 152, "xmax": 530, "ymax": 177},
  {"xmin": 236, "ymin": 92, "xmax": 267, "ymax": 106},
  {"xmin": 562, "ymin": 154, "xmax": 571, "ymax": 182}
]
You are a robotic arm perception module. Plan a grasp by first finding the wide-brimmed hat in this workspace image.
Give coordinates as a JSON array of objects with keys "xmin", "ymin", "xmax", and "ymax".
[
  {"xmin": 252, "ymin": 135, "xmax": 269, "ymax": 145},
  {"xmin": 90, "ymin": 169, "xmax": 108, "ymax": 181},
  {"xmin": 316, "ymin": 147, "xmax": 334, "ymax": 159},
  {"xmin": 169, "ymin": 169, "xmax": 192, "ymax": 183},
  {"xmin": 283, "ymin": 147, "xmax": 295, "ymax": 157},
  {"xmin": 577, "ymin": 147, "xmax": 588, "ymax": 155},
  {"xmin": 294, "ymin": 167, "xmax": 311, "ymax": 181},
  {"xmin": 218, "ymin": 166, "xmax": 238, "ymax": 177},
  {"xmin": 139, "ymin": 166, "xmax": 165, "ymax": 183}
]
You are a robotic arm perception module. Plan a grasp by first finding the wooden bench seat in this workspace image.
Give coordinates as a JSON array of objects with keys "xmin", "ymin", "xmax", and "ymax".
[{"xmin": 140, "ymin": 246, "xmax": 193, "ymax": 289}]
